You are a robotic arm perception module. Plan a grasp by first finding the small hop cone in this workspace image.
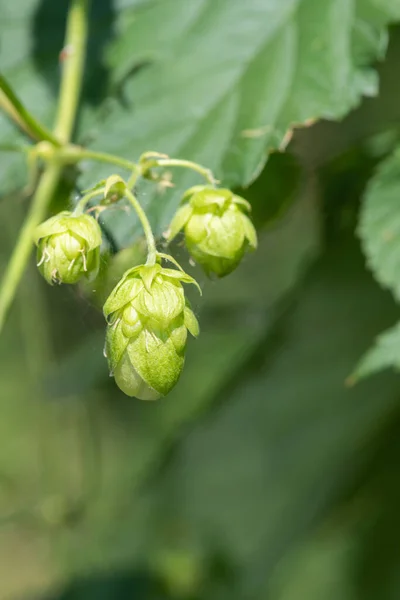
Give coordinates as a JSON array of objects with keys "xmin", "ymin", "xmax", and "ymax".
[
  {"xmin": 34, "ymin": 211, "xmax": 102, "ymax": 284},
  {"xmin": 167, "ymin": 186, "xmax": 257, "ymax": 277},
  {"xmin": 103, "ymin": 263, "xmax": 200, "ymax": 400}
]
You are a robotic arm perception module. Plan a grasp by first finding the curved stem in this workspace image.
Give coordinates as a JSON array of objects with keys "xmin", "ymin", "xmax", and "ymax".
[
  {"xmin": 54, "ymin": 0, "xmax": 90, "ymax": 143},
  {"xmin": 0, "ymin": 164, "xmax": 61, "ymax": 333},
  {"xmin": 125, "ymin": 188, "xmax": 157, "ymax": 266},
  {"xmin": 127, "ymin": 164, "xmax": 141, "ymax": 189},
  {"xmin": 144, "ymin": 157, "xmax": 217, "ymax": 185},
  {"xmin": 73, "ymin": 187, "xmax": 105, "ymax": 215},
  {"xmin": 65, "ymin": 145, "xmax": 137, "ymax": 172},
  {"xmin": 0, "ymin": 74, "xmax": 61, "ymax": 146}
]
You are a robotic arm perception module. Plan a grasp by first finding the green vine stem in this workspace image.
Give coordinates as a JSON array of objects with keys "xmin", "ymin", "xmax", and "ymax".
[
  {"xmin": 127, "ymin": 164, "xmax": 141, "ymax": 189},
  {"xmin": 0, "ymin": 0, "xmax": 91, "ymax": 334},
  {"xmin": 54, "ymin": 0, "xmax": 90, "ymax": 143},
  {"xmin": 0, "ymin": 74, "xmax": 60, "ymax": 146},
  {"xmin": 0, "ymin": 164, "xmax": 62, "ymax": 331},
  {"xmin": 64, "ymin": 145, "xmax": 137, "ymax": 172},
  {"xmin": 125, "ymin": 188, "xmax": 157, "ymax": 266}
]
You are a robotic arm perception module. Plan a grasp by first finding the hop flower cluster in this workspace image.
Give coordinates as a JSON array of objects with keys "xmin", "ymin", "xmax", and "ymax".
[{"xmin": 34, "ymin": 160, "xmax": 258, "ymax": 401}]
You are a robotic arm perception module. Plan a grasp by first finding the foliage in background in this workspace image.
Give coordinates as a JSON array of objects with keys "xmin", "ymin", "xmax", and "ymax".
[{"xmin": 1, "ymin": 1, "xmax": 400, "ymax": 599}]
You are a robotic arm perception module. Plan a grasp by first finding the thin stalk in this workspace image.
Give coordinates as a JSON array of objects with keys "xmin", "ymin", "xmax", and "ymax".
[
  {"xmin": 125, "ymin": 188, "xmax": 157, "ymax": 265},
  {"xmin": 127, "ymin": 164, "xmax": 141, "ymax": 188},
  {"xmin": 64, "ymin": 145, "xmax": 137, "ymax": 172},
  {"xmin": 0, "ymin": 74, "xmax": 61, "ymax": 145},
  {"xmin": 73, "ymin": 187, "xmax": 105, "ymax": 215},
  {"xmin": 0, "ymin": 164, "xmax": 61, "ymax": 332},
  {"xmin": 54, "ymin": 0, "xmax": 90, "ymax": 143},
  {"xmin": 146, "ymin": 157, "xmax": 217, "ymax": 185}
]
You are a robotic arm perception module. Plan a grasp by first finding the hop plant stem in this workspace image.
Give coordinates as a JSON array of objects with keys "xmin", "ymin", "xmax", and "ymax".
[
  {"xmin": 125, "ymin": 188, "xmax": 157, "ymax": 266},
  {"xmin": 63, "ymin": 146, "xmax": 138, "ymax": 173},
  {"xmin": 54, "ymin": 0, "xmax": 91, "ymax": 143},
  {"xmin": 0, "ymin": 164, "xmax": 61, "ymax": 331},
  {"xmin": 0, "ymin": 0, "xmax": 91, "ymax": 334}
]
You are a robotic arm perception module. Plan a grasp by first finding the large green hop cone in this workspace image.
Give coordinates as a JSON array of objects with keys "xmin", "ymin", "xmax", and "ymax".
[{"xmin": 104, "ymin": 262, "xmax": 200, "ymax": 400}]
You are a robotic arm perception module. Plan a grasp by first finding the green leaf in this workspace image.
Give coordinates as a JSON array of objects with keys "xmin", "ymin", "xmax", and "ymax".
[
  {"xmin": 78, "ymin": 0, "xmax": 400, "ymax": 246},
  {"xmin": 90, "ymin": 0, "xmax": 400, "ymax": 179},
  {"xmin": 1, "ymin": 0, "xmax": 398, "ymax": 240},
  {"xmin": 350, "ymin": 320, "xmax": 400, "ymax": 382},
  {"xmin": 358, "ymin": 146, "xmax": 400, "ymax": 300}
]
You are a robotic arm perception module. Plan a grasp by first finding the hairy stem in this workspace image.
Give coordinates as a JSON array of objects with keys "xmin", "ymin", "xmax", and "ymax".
[
  {"xmin": 125, "ymin": 188, "xmax": 157, "ymax": 266},
  {"xmin": 0, "ymin": 164, "xmax": 61, "ymax": 332},
  {"xmin": 54, "ymin": 0, "xmax": 90, "ymax": 143},
  {"xmin": 0, "ymin": 74, "xmax": 60, "ymax": 145}
]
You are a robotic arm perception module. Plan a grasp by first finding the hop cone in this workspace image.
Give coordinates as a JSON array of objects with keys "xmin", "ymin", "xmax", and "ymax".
[
  {"xmin": 35, "ymin": 211, "xmax": 102, "ymax": 284},
  {"xmin": 104, "ymin": 263, "xmax": 200, "ymax": 400},
  {"xmin": 167, "ymin": 186, "xmax": 257, "ymax": 277}
]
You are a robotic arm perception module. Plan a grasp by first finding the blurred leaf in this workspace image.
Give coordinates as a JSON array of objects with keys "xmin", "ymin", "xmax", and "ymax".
[
  {"xmin": 148, "ymin": 241, "xmax": 400, "ymax": 598},
  {"xmin": 350, "ymin": 320, "xmax": 400, "ymax": 381},
  {"xmin": 350, "ymin": 412, "xmax": 400, "ymax": 600},
  {"xmin": 235, "ymin": 152, "xmax": 302, "ymax": 229},
  {"xmin": 269, "ymin": 528, "xmax": 356, "ymax": 600},
  {"xmin": 358, "ymin": 146, "xmax": 400, "ymax": 299},
  {"xmin": 270, "ymin": 406, "xmax": 400, "ymax": 600}
]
